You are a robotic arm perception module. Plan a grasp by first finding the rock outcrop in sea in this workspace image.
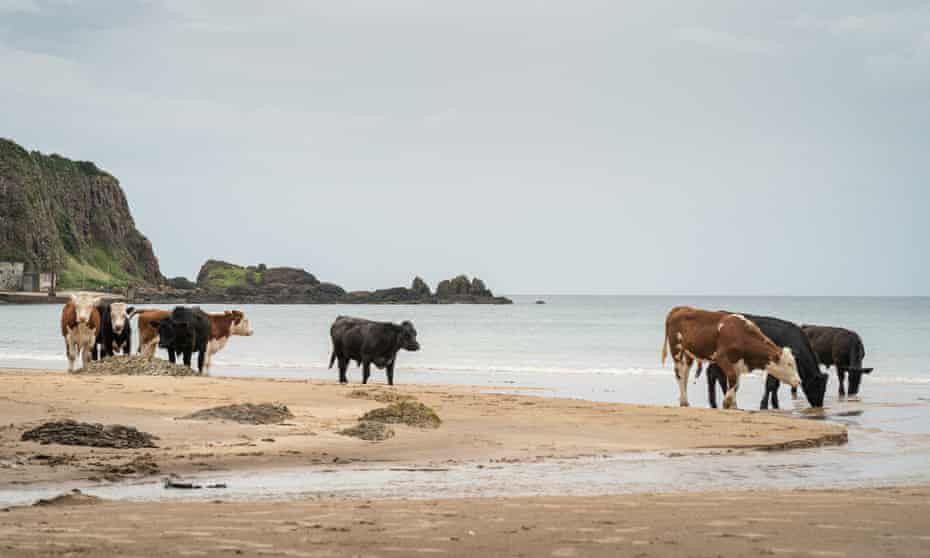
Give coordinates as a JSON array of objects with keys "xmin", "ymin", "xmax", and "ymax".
[{"xmin": 133, "ymin": 262, "xmax": 511, "ymax": 305}]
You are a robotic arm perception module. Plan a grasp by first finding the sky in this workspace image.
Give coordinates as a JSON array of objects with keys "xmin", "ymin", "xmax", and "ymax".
[{"xmin": 1, "ymin": 1, "xmax": 928, "ymax": 296}]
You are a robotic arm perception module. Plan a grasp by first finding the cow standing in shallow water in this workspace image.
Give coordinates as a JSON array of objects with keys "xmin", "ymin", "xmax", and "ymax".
[
  {"xmin": 702, "ymin": 313, "xmax": 827, "ymax": 410},
  {"xmin": 328, "ymin": 316, "xmax": 420, "ymax": 385},
  {"xmin": 60, "ymin": 293, "xmax": 101, "ymax": 372},
  {"xmin": 661, "ymin": 306, "xmax": 801, "ymax": 409},
  {"xmin": 204, "ymin": 310, "xmax": 254, "ymax": 373},
  {"xmin": 802, "ymin": 325, "xmax": 873, "ymax": 399}
]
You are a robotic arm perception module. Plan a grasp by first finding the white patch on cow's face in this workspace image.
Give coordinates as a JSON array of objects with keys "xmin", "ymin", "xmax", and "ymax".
[
  {"xmin": 73, "ymin": 293, "xmax": 99, "ymax": 323},
  {"xmin": 766, "ymin": 347, "xmax": 801, "ymax": 387},
  {"xmin": 231, "ymin": 315, "xmax": 254, "ymax": 336},
  {"xmin": 109, "ymin": 302, "xmax": 130, "ymax": 334}
]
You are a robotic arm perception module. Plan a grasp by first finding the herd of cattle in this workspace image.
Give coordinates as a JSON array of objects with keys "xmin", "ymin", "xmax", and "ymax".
[
  {"xmin": 662, "ymin": 306, "xmax": 872, "ymax": 409},
  {"xmin": 60, "ymin": 294, "xmax": 871, "ymax": 409}
]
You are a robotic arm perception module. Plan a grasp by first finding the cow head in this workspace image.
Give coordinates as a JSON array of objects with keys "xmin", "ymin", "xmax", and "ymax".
[
  {"xmin": 109, "ymin": 303, "xmax": 134, "ymax": 335},
  {"xmin": 846, "ymin": 367, "xmax": 873, "ymax": 397},
  {"xmin": 801, "ymin": 371, "xmax": 829, "ymax": 408},
  {"xmin": 151, "ymin": 318, "xmax": 183, "ymax": 349},
  {"xmin": 229, "ymin": 310, "xmax": 254, "ymax": 336},
  {"xmin": 765, "ymin": 347, "xmax": 801, "ymax": 388},
  {"xmin": 70, "ymin": 293, "xmax": 101, "ymax": 324},
  {"xmin": 399, "ymin": 321, "xmax": 420, "ymax": 352}
]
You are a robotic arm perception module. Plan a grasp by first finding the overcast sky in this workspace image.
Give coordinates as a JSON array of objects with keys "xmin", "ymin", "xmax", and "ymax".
[{"xmin": 2, "ymin": 1, "xmax": 928, "ymax": 295}]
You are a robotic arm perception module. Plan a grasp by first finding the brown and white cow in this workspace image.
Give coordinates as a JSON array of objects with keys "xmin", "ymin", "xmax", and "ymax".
[
  {"xmin": 60, "ymin": 293, "xmax": 102, "ymax": 372},
  {"xmin": 204, "ymin": 310, "xmax": 254, "ymax": 372},
  {"xmin": 661, "ymin": 306, "xmax": 801, "ymax": 409},
  {"xmin": 135, "ymin": 308, "xmax": 171, "ymax": 358},
  {"xmin": 135, "ymin": 308, "xmax": 253, "ymax": 372}
]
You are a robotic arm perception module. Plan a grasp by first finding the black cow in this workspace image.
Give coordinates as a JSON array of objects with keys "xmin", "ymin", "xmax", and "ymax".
[
  {"xmin": 802, "ymin": 325, "xmax": 873, "ymax": 399},
  {"xmin": 148, "ymin": 306, "xmax": 210, "ymax": 373},
  {"xmin": 703, "ymin": 313, "xmax": 828, "ymax": 410},
  {"xmin": 91, "ymin": 302, "xmax": 134, "ymax": 360},
  {"xmin": 328, "ymin": 316, "xmax": 420, "ymax": 385}
]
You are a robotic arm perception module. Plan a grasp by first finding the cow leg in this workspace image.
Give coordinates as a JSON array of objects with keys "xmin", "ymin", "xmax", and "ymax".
[
  {"xmin": 717, "ymin": 361, "xmax": 740, "ymax": 410},
  {"xmin": 362, "ymin": 361, "xmax": 371, "ymax": 384},
  {"xmin": 790, "ymin": 385, "xmax": 799, "ymax": 400},
  {"xmin": 674, "ymin": 357, "xmax": 692, "ymax": 407},
  {"xmin": 81, "ymin": 342, "xmax": 92, "ymax": 367},
  {"xmin": 338, "ymin": 357, "xmax": 349, "ymax": 384},
  {"xmin": 197, "ymin": 350, "xmax": 205, "ymax": 374},
  {"xmin": 65, "ymin": 338, "xmax": 76, "ymax": 372},
  {"xmin": 761, "ymin": 375, "xmax": 780, "ymax": 410},
  {"xmin": 183, "ymin": 350, "xmax": 193, "ymax": 368},
  {"xmin": 706, "ymin": 365, "xmax": 718, "ymax": 409},
  {"xmin": 837, "ymin": 368, "xmax": 847, "ymax": 399},
  {"xmin": 168, "ymin": 349, "xmax": 176, "ymax": 364},
  {"xmin": 91, "ymin": 341, "xmax": 99, "ymax": 361},
  {"xmin": 387, "ymin": 362, "xmax": 395, "ymax": 386}
]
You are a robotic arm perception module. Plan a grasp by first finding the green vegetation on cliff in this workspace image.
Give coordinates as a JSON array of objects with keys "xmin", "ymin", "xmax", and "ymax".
[{"xmin": 0, "ymin": 138, "xmax": 163, "ymax": 289}]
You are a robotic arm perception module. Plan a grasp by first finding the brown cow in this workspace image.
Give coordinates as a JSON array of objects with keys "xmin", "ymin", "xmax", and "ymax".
[
  {"xmin": 135, "ymin": 308, "xmax": 171, "ymax": 358},
  {"xmin": 204, "ymin": 310, "xmax": 254, "ymax": 372},
  {"xmin": 60, "ymin": 293, "xmax": 102, "ymax": 372},
  {"xmin": 661, "ymin": 306, "xmax": 801, "ymax": 409},
  {"xmin": 135, "ymin": 308, "xmax": 253, "ymax": 372}
]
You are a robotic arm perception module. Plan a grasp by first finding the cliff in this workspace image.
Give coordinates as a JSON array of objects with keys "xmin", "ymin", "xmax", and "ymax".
[
  {"xmin": 0, "ymin": 138, "xmax": 162, "ymax": 289},
  {"xmin": 133, "ymin": 262, "xmax": 511, "ymax": 305}
]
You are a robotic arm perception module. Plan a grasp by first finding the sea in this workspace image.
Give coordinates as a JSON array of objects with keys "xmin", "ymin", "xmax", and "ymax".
[{"xmin": 2, "ymin": 295, "xmax": 929, "ymax": 504}]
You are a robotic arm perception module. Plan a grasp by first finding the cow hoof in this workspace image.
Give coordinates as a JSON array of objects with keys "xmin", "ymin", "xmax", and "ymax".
[{"xmin": 679, "ymin": 401, "xmax": 689, "ymax": 407}]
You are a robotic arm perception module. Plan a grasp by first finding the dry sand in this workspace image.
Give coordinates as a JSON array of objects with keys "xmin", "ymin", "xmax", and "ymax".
[
  {"xmin": 0, "ymin": 369, "xmax": 846, "ymax": 486},
  {"xmin": 2, "ymin": 486, "xmax": 929, "ymax": 557}
]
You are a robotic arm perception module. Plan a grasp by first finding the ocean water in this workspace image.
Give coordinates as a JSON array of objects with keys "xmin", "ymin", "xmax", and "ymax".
[
  {"xmin": 2, "ymin": 296, "xmax": 930, "ymax": 504},
  {"xmin": 3, "ymin": 296, "xmax": 928, "ymax": 392}
]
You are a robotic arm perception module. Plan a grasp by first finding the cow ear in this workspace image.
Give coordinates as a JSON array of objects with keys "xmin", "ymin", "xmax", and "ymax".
[
  {"xmin": 126, "ymin": 306, "xmax": 135, "ymax": 315},
  {"xmin": 862, "ymin": 368, "xmax": 874, "ymax": 374}
]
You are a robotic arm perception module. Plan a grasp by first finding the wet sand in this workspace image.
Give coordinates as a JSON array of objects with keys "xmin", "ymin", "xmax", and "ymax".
[
  {"xmin": 0, "ymin": 370, "xmax": 846, "ymax": 488},
  {"xmin": 3, "ymin": 486, "xmax": 929, "ymax": 557}
]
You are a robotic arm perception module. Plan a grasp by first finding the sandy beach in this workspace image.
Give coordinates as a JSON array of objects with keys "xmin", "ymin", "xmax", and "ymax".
[
  {"xmin": 0, "ymin": 369, "xmax": 847, "ymax": 488},
  {"xmin": 3, "ymin": 486, "xmax": 929, "ymax": 557}
]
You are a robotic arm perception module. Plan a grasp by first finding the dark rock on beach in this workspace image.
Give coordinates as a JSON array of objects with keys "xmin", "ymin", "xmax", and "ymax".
[
  {"xmin": 179, "ymin": 403, "xmax": 294, "ymax": 425},
  {"xmin": 21, "ymin": 420, "xmax": 159, "ymax": 449}
]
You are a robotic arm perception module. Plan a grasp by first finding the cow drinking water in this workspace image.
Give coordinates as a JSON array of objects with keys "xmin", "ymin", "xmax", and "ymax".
[
  {"xmin": 802, "ymin": 325, "xmax": 873, "ymax": 399},
  {"xmin": 661, "ymin": 306, "xmax": 800, "ymax": 409},
  {"xmin": 60, "ymin": 293, "xmax": 102, "ymax": 372},
  {"xmin": 328, "ymin": 316, "xmax": 420, "ymax": 385},
  {"xmin": 702, "ymin": 313, "xmax": 827, "ymax": 410}
]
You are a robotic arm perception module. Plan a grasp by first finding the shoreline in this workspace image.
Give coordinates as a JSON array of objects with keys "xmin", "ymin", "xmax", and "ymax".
[{"xmin": 0, "ymin": 369, "xmax": 846, "ymax": 491}]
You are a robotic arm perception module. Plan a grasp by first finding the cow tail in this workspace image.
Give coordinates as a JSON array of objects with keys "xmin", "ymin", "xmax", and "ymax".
[
  {"xmin": 328, "ymin": 351, "xmax": 336, "ymax": 369},
  {"xmin": 660, "ymin": 326, "xmax": 669, "ymax": 365}
]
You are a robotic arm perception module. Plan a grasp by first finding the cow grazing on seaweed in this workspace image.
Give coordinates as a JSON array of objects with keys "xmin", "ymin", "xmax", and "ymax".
[
  {"xmin": 147, "ymin": 306, "xmax": 211, "ymax": 373},
  {"xmin": 92, "ymin": 302, "xmax": 134, "ymax": 360},
  {"xmin": 661, "ymin": 306, "xmax": 801, "ymax": 409},
  {"xmin": 802, "ymin": 325, "xmax": 873, "ymax": 399},
  {"xmin": 701, "ymin": 313, "xmax": 827, "ymax": 410},
  {"xmin": 60, "ymin": 293, "xmax": 102, "ymax": 372},
  {"xmin": 328, "ymin": 315, "xmax": 420, "ymax": 385}
]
